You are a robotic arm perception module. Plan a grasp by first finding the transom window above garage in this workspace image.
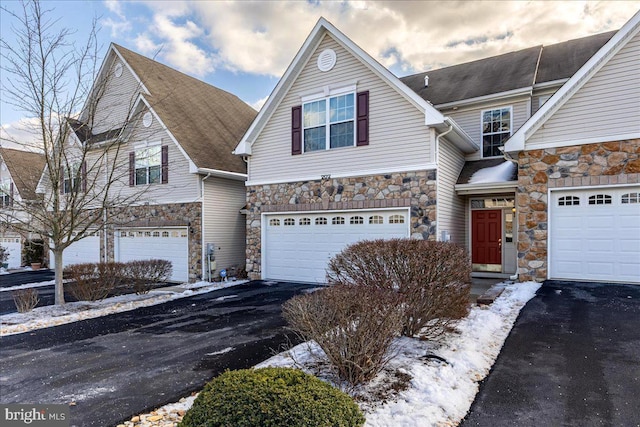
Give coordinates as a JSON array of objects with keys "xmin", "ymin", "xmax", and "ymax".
[
  {"xmin": 389, "ymin": 214, "xmax": 405, "ymax": 224},
  {"xmin": 269, "ymin": 218, "xmax": 280, "ymax": 226},
  {"xmin": 369, "ymin": 215, "xmax": 384, "ymax": 224},
  {"xmin": 622, "ymin": 192, "xmax": 639, "ymax": 204},
  {"xmin": 588, "ymin": 194, "xmax": 612, "ymax": 205},
  {"xmin": 332, "ymin": 216, "xmax": 345, "ymax": 225},
  {"xmin": 350, "ymin": 216, "xmax": 364, "ymax": 224},
  {"xmin": 299, "ymin": 218, "xmax": 311, "ymax": 225},
  {"xmin": 558, "ymin": 196, "xmax": 580, "ymax": 206},
  {"xmin": 284, "ymin": 218, "xmax": 295, "ymax": 226},
  {"xmin": 315, "ymin": 217, "xmax": 327, "ymax": 225}
]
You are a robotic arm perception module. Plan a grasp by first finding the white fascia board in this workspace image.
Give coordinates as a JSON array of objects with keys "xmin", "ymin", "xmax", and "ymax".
[
  {"xmin": 195, "ymin": 167, "xmax": 247, "ymax": 182},
  {"xmin": 245, "ymin": 162, "xmax": 438, "ymax": 187},
  {"xmin": 505, "ymin": 11, "xmax": 640, "ymax": 154},
  {"xmin": 454, "ymin": 181, "xmax": 518, "ymax": 195},
  {"xmin": 439, "ymin": 117, "xmax": 479, "ymax": 153},
  {"xmin": 435, "ymin": 87, "xmax": 533, "ymax": 110},
  {"xmin": 137, "ymin": 96, "xmax": 197, "ymax": 172},
  {"xmin": 234, "ymin": 17, "xmax": 444, "ymax": 157}
]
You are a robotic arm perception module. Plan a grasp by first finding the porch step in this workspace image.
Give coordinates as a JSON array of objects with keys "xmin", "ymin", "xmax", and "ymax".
[{"xmin": 476, "ymin": 283, "xmax": 509, "ymax": 305}]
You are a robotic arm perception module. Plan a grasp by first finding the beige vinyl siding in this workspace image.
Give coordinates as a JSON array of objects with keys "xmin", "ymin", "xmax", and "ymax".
[
  {"xmin": 436, "ymin": 139, "xmax": 466, "ymax": 245},
  {"xmin": 531, "ymin": 88, "xmax": 559, "ymax": 113},
  {"xmin": 91, "ymin": 55, "xmax": 143, "ymax": 135},
  {"xmin": 107, "ymin": 116, "xmax": 201, "ymax": 204},
  {"xmin": 527, "ymin": 32, "xmax": 640, "ymax": 147},
  {"xmin": 248, "ymin": 34, "xmax": 433, "ymax": 184},
  {"xmin": 445, "ymin": 97, "xmax": 530, "ymax": 161},
  {"xmin": 202, "ymin": 177, "xmax": 246, "ymax": 275}
]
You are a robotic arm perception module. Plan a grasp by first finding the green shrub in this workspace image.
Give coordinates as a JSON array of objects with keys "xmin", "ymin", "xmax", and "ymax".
[
  {"xmin": 179, "ymin": 368, "xmax": 365, "ymax": 427},
  {"xmin": 23, "ymin": 238, "xmax": 44, "ymax": 265}
]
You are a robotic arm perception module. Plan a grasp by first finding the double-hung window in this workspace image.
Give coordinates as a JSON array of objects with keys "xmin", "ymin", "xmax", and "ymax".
[
  {"xmin": 135, "ymin": 146, "xmax": 161, "ymax": 185},
  {"xmin": 0, "ymin": 179, "xmax": 11, "ymax": 207},
  {"xmin": 481, "ymin": 107, "xmax": 511, "ymax": 157},
  {"xmin": 303, "ymin": 93, "xmax": 355, "ymax": 152},
  {"xmin": 63, "ymin": 162, "xmax": 82, "ymax": 194}
]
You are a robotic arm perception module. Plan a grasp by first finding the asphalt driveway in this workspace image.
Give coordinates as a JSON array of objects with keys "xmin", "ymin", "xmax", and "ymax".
[
  {"xmin": 0, "ymin": 280, "xmax": 317, "ymax": 427},
  {"xmin": 463, "ymin": 280, "xmax": 640, "ymax": 426}
]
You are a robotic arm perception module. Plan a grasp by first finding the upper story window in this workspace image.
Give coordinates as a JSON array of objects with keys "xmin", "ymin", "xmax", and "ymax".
[
  {"xmin": 303, "ymin": 93, "xmax": 355, "ymax": 152},
  {"xmin": 0, "ymin": 179, "xmax": 11, "ymax": 207},
  {"xmin": 291, "ymin": 90, "xmax": 369, "ymax": 155},
  {"xmin": 481, "ymin": 107, "xmax": 512, "ymax": 157},
  {"xmin": 135, "ymin": 146, "xmax": 161, "ymax": 185},
  {"xmin": 64, "ymin": 162, "xmax": 83, "ymax": 194}
]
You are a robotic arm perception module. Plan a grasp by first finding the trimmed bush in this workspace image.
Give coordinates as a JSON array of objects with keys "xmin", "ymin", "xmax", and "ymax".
[
  {"xmin": 123, "ymin": 259, "xmax": 173, "ymax": 294},
  {"xmin": 64, "ymin": 262, "xmax": 122, "ymax": 301},
  {"xmin": 23, "ymin": 238, "xmax": 44, "ymax": 265},
  {"xmin": 283, "ymin": 284, "xmax": 403, "ymax": 385},
  {"xmin": 13, "ymin": 288, "xmax": 39, "ymax": 312},
  {"xmin": 179, "ymin": 367, "xmax": 365, "ymax": 427},
  {"xmin": 327, "ymin": 239, "xmax": 471, "ymax": 339}
]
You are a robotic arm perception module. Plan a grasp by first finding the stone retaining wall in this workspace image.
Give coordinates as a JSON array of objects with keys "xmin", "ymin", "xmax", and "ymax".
[
  {"xmin": 245, "ymin": 170, "xmax": 437, "ymax": 280},
  {"xmin": 517, "ymin": 139, "xmax": 640, "ymax": 281}
]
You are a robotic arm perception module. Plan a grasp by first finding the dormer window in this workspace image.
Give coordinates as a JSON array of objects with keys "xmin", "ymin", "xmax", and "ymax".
[{"xmin": 481, "ymin": 107, "xmax": 512, "ymax": 157}]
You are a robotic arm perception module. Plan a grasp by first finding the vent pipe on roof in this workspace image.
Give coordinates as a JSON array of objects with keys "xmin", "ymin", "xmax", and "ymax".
[{"xmin": 424, "ymin": 75, "xmax": 429, "ymax": 87}]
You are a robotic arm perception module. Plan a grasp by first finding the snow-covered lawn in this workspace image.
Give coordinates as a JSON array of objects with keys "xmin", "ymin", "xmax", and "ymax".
[
  {"xmin": 0, "ymin": 280, "xmax": 248, "ymax": 336},
  {"xmin": 121, "ymin": 281, "xmax": 541, "ymax": 427}
]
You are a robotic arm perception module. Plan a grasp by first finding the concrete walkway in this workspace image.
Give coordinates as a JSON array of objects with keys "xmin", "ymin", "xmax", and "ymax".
[{"xmin": 462, "ymin": 280, "xmax": 640, "ymax": 426}]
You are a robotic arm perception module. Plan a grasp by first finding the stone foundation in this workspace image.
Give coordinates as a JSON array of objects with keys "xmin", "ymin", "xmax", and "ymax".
[
  {"xmin": 245, "ymin": 170, "xmax": 437, "ymax": 280},
  {"xmin": 517, "ymin": 139, "xmax": 640, "ymax": 281},
  {"xmin": 105, "ymin": 202, "xmax": 202, "ymax": 281}
]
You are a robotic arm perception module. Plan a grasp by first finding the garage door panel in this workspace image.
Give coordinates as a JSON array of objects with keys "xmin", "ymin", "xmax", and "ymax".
[
  {"xmin": 50, "ymin": 233, "xmax": 101, "ymax": 269},
  {"xmin": 550, "ymin": 186, "xmax": 640, "ymax": 283},
  {"xmin": 1, "ymin": 237, "xmax": 22, "ymax": 269},
  {"xmin": 264, "ymin": 209, "xmax": 409, "ymax": 283}
]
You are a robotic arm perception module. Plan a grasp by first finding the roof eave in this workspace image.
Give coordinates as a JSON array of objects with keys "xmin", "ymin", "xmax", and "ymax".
[{"xmin": 454, "ymin": 181, "xmax": 518, "ymax": 195}]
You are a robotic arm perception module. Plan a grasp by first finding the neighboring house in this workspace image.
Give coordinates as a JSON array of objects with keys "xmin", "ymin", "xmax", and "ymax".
[
  {"xmin": 0, "ymin": 147, "xmax": 46, "ymax": 268},
  {"xmin": 50, "ymin": 44, "xmax": 256, "ymax": 282},
  {"xmin": 234, "ymin": 13, "xmax": 639, "ymax": 285}
]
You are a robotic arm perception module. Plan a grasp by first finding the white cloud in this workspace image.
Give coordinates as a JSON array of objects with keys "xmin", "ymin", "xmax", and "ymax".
[
  {"xmin": 0, "ymin": 118, "xmax": 45, "ymax": 151},
  {"xmin": 131, "ymin": 0, "xmax": 638, "ymax": 78},
  {"xmin": 249, "ymin": 96, "xmax": 269, "ymax": 112}
]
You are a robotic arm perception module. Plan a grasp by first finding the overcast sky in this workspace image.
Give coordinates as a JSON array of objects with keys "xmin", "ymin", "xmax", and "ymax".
[{"xmin": 1, "ymin": 0, "xmax": 639, "ymax": 147}]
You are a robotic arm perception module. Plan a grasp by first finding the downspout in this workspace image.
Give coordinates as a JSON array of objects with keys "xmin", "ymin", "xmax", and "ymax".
[
  {"xmin": 103, "ymin": 150, "xmax": 108, "ymax": 263},
  {"xmin": 434, "ymin": 122, "xmax": 453, "ymax": 242},
  {"xmin": 201, "ymin": 173, "xmax": 212, "ymax": 281},
  {"xmin": 501, "ymin": 147, "xmax": 520, "ymax": 281}
]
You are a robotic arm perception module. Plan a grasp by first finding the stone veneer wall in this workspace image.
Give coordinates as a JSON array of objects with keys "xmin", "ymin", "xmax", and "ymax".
[
  {"xmin": 105, "ymin": 202, "xmax": 202, "ymax": 282},
  {"xmin": 517, "ymin": 139, "xmax": 640, "ymax": 281},
  {"xmin": 245, "ymin": 170, "xmax": 437, "ymax": 280}
]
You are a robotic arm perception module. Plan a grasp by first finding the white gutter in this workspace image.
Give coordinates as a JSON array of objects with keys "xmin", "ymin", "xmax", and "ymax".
[
  {"xmin": 454, "ymin": 181, "xmax": 518, "ymax": 195},
  {"xmin": 195, "ymin": 167, "xmax": 247, "ymax": 182},
  {"xmin": 435, "ymin": 87, "xmax": 533, "ymax": 110}
]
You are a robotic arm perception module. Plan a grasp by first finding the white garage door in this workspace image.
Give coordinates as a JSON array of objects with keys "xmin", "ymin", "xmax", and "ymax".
[
  {"xmin": 264, "ymin": 209, "xmax": 410, "ymax": 283},
  {"xmin": 1, "ymin": 236, "xmax": 22, "ymax": 269},
  {"xmin": 550, "ymin": 186, "xmax": 640, "ymax": 283},
  {"xmin": 50, "ymin": 231, "xmax": 101, "ymax": 269},
  {"xmin": 115, "ymin": 227, "xmax": 189, "ymax": 283}
]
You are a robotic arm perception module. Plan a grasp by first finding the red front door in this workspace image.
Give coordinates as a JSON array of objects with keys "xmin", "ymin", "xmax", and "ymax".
[{"xmin": 472, "ymin": 210, "xmax": 502, "ymax": 266}]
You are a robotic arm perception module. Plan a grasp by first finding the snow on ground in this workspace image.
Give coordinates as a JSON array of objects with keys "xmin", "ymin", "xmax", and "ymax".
[
  {"xmin": 469, "ymin": 161, "xmax": 516, "ymax": 184},
  {"xmin": 124, "ymin": 281, "xmax": 540, "ymax": 427},
  {"xmin": 0, "ymin": 279, "xmax": 60, "ymax": 292},
  {"xmin": 0, "ymin": 279, "xmax": 248, "ymax": 336}
]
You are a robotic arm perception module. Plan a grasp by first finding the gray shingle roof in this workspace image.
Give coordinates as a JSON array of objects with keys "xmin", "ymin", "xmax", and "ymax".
[
  {"xmin": 401, "ymin": 30, "xmax": 616, "ymax": 106},
  {"xmin": 113, "ymin": 44, "xmax": 257, "ymax": 174}
]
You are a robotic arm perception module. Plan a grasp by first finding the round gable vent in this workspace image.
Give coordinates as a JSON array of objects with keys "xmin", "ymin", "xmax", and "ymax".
[
  {"xmin": 142, "ymin": 112, "xmax": 153, "ymax": 128},
  {"xmin": 114, "ymin": 62, "xmax": 123, "ymax": 77},
  {"xmin": 317, "ymin": 49, "xmax": 337, "ymax": 72}
]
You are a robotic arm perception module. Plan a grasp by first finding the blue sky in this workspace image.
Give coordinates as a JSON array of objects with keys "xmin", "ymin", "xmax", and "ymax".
[{"xmin": 1, "ymin": 0, "xmax": 639, "ymax": 146}]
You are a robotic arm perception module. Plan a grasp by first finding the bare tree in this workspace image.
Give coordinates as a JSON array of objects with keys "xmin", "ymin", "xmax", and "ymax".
[{"xmin": 0, "ymin": 0, "xmax": 155, "ymax": 304}]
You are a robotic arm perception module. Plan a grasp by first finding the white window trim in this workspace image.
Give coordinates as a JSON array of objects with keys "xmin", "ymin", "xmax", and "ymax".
[
  {"xmin": 134, "ymin": 144, "xmax": 162, "ymax": 186},
  {"xmin": 301, "ymin": 88, "xmax": 357, "ymax": 154},
  {"xmin": 480, "ymin": 105, "xmax": 513, "ymax": 158}
]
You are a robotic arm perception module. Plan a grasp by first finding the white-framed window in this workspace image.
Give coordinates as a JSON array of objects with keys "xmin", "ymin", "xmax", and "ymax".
[
  {"xmin": 269, "ymin": 218, "xmax": 280, "ymax": 226},
  {"xmin": 0, "ymin": 179, "xmax": 11, "ymax": 207},
  {"xmin": 135, "ymin": 145, "xmax": 161, "ymax": 185},
  {"xmin": 315, "ymin": 217, "xmax": 327, "ymax": 225},
  {"xmin": 622, "ymin": 193, "xmax": 639, "ymax": 204},
  {"xmin": 588, "ymin": 194, "xmax": 612, "ymax": 205},
  {"xmin": 63, "ymin": 162, "xmax": 82, "ymax": 194},
  {"xmin": 481, "ymin": 106, "xmax": 512, "ymax": 157},
  {"xmin": 332, "ymin": 216, "xmax": 345, "ymax": 225},
  {"xmin": 369, "ymin": 215, "xmax": 383, "ymax": 224},
  {"xmin": 303, "ymin": 92, "xmax": 355, "ymax": 152},
  {"xmin": 350, "ymin": 216, "xmax": 364, "ymax": 225},
  {"xmin": 284, "ymin": 218, "xmax": 295, "ymax": 226},
  {"xmin": 299, "ymin": 218, "xmax": 311, "ymax": 225}
]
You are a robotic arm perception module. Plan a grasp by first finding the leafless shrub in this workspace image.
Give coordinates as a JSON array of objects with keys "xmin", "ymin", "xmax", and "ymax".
[
  {"xmin": 64, "ymin": 262, "xmax": 122, "ymax": 301},
  {"xmin": 327, "ymin": 239, "xmax": 471, "ymax": 339},
  {"xmin": 283, "ymin": 285, "xmax": 403, "ymax": 386},
  {"xmin": 123, "ymin": 259, "xmax": 173, "ymax": 294},
  {"xmin": 12, "ymin": 288, "xmax": 39, "ymax": 312}
]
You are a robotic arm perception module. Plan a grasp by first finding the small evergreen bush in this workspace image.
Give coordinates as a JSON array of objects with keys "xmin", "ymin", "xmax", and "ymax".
[{"xmin": 179, "ymin": 368, "xmax": 365, "ymax": 427}]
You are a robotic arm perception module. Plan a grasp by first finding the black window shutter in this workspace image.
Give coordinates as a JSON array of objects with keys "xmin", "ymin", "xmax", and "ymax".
[
  {"xmin": 356, "ymin": 91, "xmax": 369, "ymax": 146},
  {"xmin": 81, "ymin": 161, "xmax": 87, "ymax": 192},
  {"xmin": 9, "ymin": 182, "xmax": 13, "ymax": 206},
  {"xmin": 59, "ymin": 168, "xmax": 65, "ymax": 194},
  {"xmin": 291, "ymin": 106, "xmax": 302, "ymax": 155},
  {"xmin": 129, "ymin": 152, "xmax": 135, "ymax": 186},
  {"xmin": 161, "ymin": 145, "xmax": 169, "ymax": 184}
]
